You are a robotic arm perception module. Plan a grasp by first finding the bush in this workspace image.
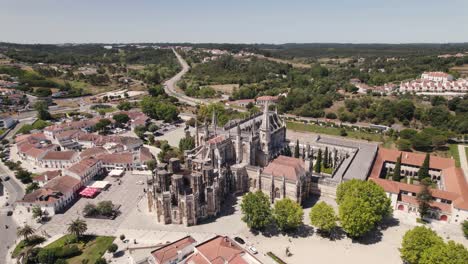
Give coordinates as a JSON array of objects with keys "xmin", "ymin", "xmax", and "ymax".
[
  {"xmin": 107, "ymin": 243, "xmax": 118, "ymax": 254},
  {"xmin": 462, "ymin": 220, "xmax": 468, "ymax": 238},
  {"xmin": 325, "ymin": 112, "xmax": 337, "ymax": 119}
]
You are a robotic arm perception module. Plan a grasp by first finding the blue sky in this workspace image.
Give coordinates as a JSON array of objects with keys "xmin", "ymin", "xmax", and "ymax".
[{"xmin": 0, "ymin": 0, "xmax": 467, "ymax": 44}]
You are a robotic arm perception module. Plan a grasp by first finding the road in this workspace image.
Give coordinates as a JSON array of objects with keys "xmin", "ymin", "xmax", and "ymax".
[
  {"xmin": 0, "ymin": 161, "xmax": 25, "ymax": 263},
  {"xmin": 164, "ymin": 49, "xmax": 206, "ymax": 106}
]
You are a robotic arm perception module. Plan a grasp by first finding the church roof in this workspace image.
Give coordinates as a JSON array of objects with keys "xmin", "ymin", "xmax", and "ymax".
[{"xmin": 263, "ymin": 155, "xmax": 306, "ymax": 181}]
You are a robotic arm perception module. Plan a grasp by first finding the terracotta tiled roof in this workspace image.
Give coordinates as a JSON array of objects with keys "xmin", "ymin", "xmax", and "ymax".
[
  {"xmin": 151, "ymin": 236, "xmax": 196, "ymax": 263},
  {"xmin": 33, "ymin": 170, "xmax": 61, "ymax": 182},
  {"xmin": 207, "ymin": 135, "xmax": 225, "ymax": 144},
  {"xmin": 400, "ymin": 195, "xmax": 452, "ymax": 213},
  {"xmin": 41, "ymin": 151, "xmax": 78, "ymax": 161},
  {"xmin": 256, "ymin": 95, "xmax": 278, "ymax": 101},
  {"xmin": 66, "ymin": 157, "xmax": 100, "ymax": 178},
  {"xmin": 24, "ymin": 147, "xmax": 48, "ymax": 158},
  {"xmin": 80, "ymin": 147, "xmax": 108, "ymax": 159},
  {"xmin": 97, "ymin": 152, "xmax": 133, "ymax": 164},
  {"xmin": 44, "ymin": 175, "xmax": 80, "ymax": 194},
  {"xmin": 20, "ymin": 188, "xmax": 60, "ymax": 204},
  {"xmin": 441, "ymin": 167, "xmax": 468, "ymax": 210},
  {"xmin": 140, "ymin": 147, "xmax": 153, "ymax": 163},
  {"xmin": 263, "ymin": 155, "xmax": 306, "ymax": 181},
  {"xmin": 195, "ymin": 236, "xmax": 249, "ymax": 264},
  {"xmin": 369, "ymin": 148, "xmax": 454, "ymax": 179}
]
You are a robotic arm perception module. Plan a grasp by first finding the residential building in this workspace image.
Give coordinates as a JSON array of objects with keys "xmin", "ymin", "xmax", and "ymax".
[
  {"xmin": 18, "ymin": 175, "xmax": 81, "ymax": 216},
  {"xmin": 148, "ymin": 236, "xmax": 197, "ymax": 264},
  {"xmin": 39, "ymin": 151, "xmax": 80, "ymax": 169}
]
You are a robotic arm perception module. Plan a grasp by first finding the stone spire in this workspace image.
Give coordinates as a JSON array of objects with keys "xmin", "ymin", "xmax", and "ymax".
[
  {"xmin": 204, "ymin": 117, "xmax": 209, "ymax": 141},
  {"xmin": 195, "ymin": 120, "xmax": 199, "ymax": 147},
  {"xmin": 261, "ymin": 100, "xmax": 270, "ymax": 131},
  {"xmin": 212, "ymin": 110, "xmax": 217, "ymax": 135},
  {"xmin": 236, "ymin": 122, "xmax": 243, "ymax": 164}
]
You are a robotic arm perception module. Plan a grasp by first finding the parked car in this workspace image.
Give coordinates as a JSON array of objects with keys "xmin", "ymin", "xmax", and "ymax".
[
  {"xmin": 248, "ymin": 245, "xmax": 258, "ymax": 254},
  {"xmin": 234, "ymin": 237, "xmax": 245, "ymax": 244},
  {"xmin": 4, "ymin": 176, "xmax": 10, "ymax": 181}
]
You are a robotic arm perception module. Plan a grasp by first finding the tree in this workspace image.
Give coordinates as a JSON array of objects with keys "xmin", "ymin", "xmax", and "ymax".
[
  {"xmin": 420, "ymin": 241, "xmax": 468, "ymax": 264},
  {"xmin": 397, "ymin": 139, "xmax": 412, "ymax": 151},
  {"xmin": 417, "ymin": 178, "xmax": 432, "ymax": 219},
  {"xmin": 411, "ymin": 133, "xmax": 433, "ymax": 151},
  {"xmin": 273, "ymin": 198, "xmax": 304, "ymax": 232},
  {"xmin": 336, "ymin": 180, "xmax": 391, "ymax": 238},
  {"xmin": 309, "ymin": 202, "xmax": 337, "ymax": 235},
  {"xmin": 145, "ymin": 160, "xmax": 157, "ymax": 172},
  {"xmin": 294, "ymin": 140, "xmax": 300, "ymax": 158},
  {"xmin": 17, "ymin": 225, "xmax": 35, "ymax": 241},
  {"xmin": 67, "ymin": 218, "xmax": 87, "ymax": 238},
  {"xmin": 400, "ymin": 226, "xmax": 443, "ymax": 264},
  {"xmin": 97, "ymin": 201, "xmax": 114, "ymax": 216},
  {"xmin": 339, "ymin": 196, "xmax": 379, "ymax": 238},
  {"xmin": 117, "ymin": 101, "xmax": 132, "ymax": 111},
  {"xmin": 112, "ymin": 113, "xmax": 130, "ymax": 127},
  {"xmin": 34, "ymin": 101, "xmax": 51, "ymax": 120},
  {"xmin": 432, "ymin": 135, "xmax": 447, "ymax": 150},
  {"xmin": 83, "ymin": 203, "xmax": 98, "ymax": 217},
  {"xmin": 240, "ymin": 191, "xmax": 272, "ymax": 230},
  {"xmin": 95, "ymin": 258, "xmax": 107, "ymax": 264},
  {"xmin": 107, "ymin": 243, "xmax": 118, "ymax": 255},
  {"xmin": 179, "ymin": 136, "xmax": 195, "ymax": 152},
  {"xmin": 462, "ymin": 220, "xmax": 468, "ymax": 238},
  {"xmin": 32, "ymin": 206, "xmax": 43, "ymax": 221},
  {"xmin": 120, "ymin": 234, "xmax": 126, "ymax": 241},
  {"xmin": 315, "ymin": 148, "xmax": 322, "ymax": 173},
  {"xmin": 148, "ymin": 85, "xmax": 164, "ymax": 97},
  {"xmin": 26, "ymin": 182, "xmax": 40, "ymax": 194},
  {"xmin": 418, "ymin": 154, "xmax": 430, "ymax": 180},
  {"xmin": 95, "ymin": 119, "xmax": 112, "ymax": 134},
  {"xmin": 393, "ymin": 153, "xmax": 402, "ymax": 182}
]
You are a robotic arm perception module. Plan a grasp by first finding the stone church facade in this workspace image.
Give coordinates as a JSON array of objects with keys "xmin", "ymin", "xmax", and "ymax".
[{"xmin": 147, "ymin": 102, "xmax": 320, "ymax": 226}]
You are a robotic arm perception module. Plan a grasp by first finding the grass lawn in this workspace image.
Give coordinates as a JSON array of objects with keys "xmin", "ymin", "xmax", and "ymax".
[
  {"xmin": 45, "ymin": 235, "xmax": 115, "ymax": 264},
  {"xmin": 286, "ymin": 121, "xmax": 390, "ymax": 144},
  {"xmin": 465, "ymin": 146, "xmax": 468, "ymax": 165},
  {"xmin": 448, "ymin": 144, "xmax": 461, "ymax": 167}
]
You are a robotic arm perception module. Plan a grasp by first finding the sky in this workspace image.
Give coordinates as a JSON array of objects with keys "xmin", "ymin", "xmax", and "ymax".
[{"xmin": 0, "ymin": 0, "xmax": 467, "ymax": 44}]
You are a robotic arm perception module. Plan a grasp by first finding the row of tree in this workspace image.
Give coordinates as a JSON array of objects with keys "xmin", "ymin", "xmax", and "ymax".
[{"xmin": 241, "ymin": 180, "xmax": 392, "ymax": 238}]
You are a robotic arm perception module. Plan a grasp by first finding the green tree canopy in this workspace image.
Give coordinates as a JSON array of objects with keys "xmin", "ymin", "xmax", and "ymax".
[
  {"xmin": 309, "ymin": 201, "xmax": 337, "ymax": 235},
  {"xmin": 112, "ymin": 113, "xmax": 130, "ymax": 126},
  {"xmin": 34, "ymin": 101, "xmax": 52, "ymax": 120},
  {"xmin": 273, "ymin": 198, "xmax": 304, "ymax": 232},
  {"xmin": 240, "ymin": 191, "xmax": 272, "ymax": 230},
  {"xmin": 336, "ymin": 179, "xmax": 391, "ymax": 238},
  {"xmin": 400, "ymin": 226, "xmax": 444, "ymax": 264},
  {"xmin": 419, "ymin": 240, "xmax": 468, "ymax": 264}
]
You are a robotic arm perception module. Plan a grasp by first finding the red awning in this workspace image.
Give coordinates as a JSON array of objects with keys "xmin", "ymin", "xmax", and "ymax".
[{"xmin": 79, "ymin": 187, "xmax": 100, "ymax": 198}]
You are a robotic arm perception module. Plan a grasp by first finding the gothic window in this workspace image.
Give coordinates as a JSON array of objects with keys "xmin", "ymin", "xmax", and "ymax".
[{"xmin": 275, "ymin": 187, "xmax": 281, "ymax": 198}]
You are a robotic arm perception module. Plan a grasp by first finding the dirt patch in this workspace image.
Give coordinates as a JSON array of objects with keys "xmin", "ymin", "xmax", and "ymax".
[
  {"xmin": 451, "ymin": 64, "xmax": 468, "ymax": 77},
  {"xmin": 209, "ymin": 84, "xmax": 239, "ymax": 94}
]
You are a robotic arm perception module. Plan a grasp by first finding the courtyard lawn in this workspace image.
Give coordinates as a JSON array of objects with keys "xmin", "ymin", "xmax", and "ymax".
[
  {"xmin": 45, "ymin": 235, "xmax": 115, "ymax": 264},
  {"xmin": 286, "ymin": 121, "xmax": 388, "ymax": 143},
  {"xmin": 448, "ymin": 144, "xmax": 461, "ymax": 167}
]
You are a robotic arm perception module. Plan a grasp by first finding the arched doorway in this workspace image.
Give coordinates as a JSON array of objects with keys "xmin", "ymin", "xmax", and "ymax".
[
  {"xmin": 440, "ymin": 215, "xmax": 448, "ymax": 221},
  {"xmin": 397, "ymin": 204, "xmax": 404, "ymax": 211}
]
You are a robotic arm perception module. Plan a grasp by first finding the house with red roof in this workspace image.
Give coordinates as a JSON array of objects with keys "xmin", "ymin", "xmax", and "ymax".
[
  {"xmin": 18, "ymin": 175, "xmax": 81, "ymax": 216},
  {"xmin": 148, "ymin": 236, "xmax": 197, "ymax": 264},
  {"xmin": 369, "ymin": 148, "xmax": 468, "ymax": 223}
]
